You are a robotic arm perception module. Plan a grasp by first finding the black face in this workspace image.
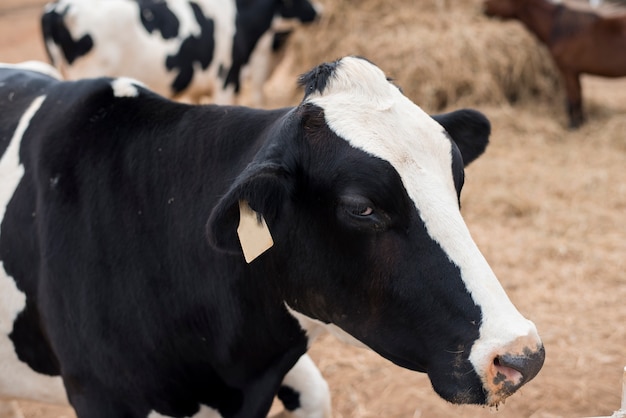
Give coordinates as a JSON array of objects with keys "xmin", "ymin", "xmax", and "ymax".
[{"xmin": 271, "ymin": 105, "xmax": 486, "ymax": 403}]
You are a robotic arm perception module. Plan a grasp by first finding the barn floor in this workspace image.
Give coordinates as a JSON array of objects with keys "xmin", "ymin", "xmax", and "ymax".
[{"xmin": 1, "ymin": 0, "xmax": 625, "ymax": 417}]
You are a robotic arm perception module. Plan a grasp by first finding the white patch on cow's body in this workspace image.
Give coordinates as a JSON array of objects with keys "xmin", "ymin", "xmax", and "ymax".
[
  {"xmin": 0, "ymin": 95, "xmax": 68, "ymax": 405},
  {"xmin": 285, "ymin": 305, "xmax": 367, "ymax": 350},
  {"xmin": 111, "ymin": 77, "xmax": 142, "ymax": 97},
  {"xmin": 304, "ymin": 57, "xmax": 540, "ymax": 381},
  {"xmin": 278, "ymin": 354, "xmax": 331, "ymax": 418},
  {"xmin": 0, "ymin": 95, "xmax": 46, "ymax": 220},
  {"xmin": 0, "ymin": 61, "xmax": 61, "ymax": 80},
  {"xmin": 148, "ymin": 405, "xmax": 221, "ymax": 418}
]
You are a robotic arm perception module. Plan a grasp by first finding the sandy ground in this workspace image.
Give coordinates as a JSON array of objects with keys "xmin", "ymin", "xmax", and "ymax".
[{"xmin": 0, "ymin": 0, "xmax": 625, "ymax": 417}]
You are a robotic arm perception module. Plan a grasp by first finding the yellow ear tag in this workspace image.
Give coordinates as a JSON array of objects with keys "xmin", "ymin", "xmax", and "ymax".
[{"xmin": 237, "ymin": 200, "xmax": 274, "ymax": 263}]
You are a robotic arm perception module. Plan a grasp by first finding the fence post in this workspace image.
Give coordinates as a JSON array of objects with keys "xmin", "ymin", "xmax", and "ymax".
[{"xmin": 621, "ymin": 366, "xmax": 626, "ymax": 413}]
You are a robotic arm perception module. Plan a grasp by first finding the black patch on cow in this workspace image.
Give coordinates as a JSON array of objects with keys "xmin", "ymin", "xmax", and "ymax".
[
  {"xmin": 277, "ymin": 0, "xmax": 318, "ymax": 23},
  {"xmin": 218, "ymin": 63, "xmax": 228, "ymax": 81},
  {"xmin": 138, "ymin": 0, "xmax": 180, "ymax": 39},
  {"xmin": 221, "ymin": 0, "xmax": 276, "ymax": 94},
  {"xmin": 9, "ymin": 302, "xmax": 61, "ymax": 376},
  {"xmin": 41, "ymin": 7, "xmax": 94, "ymax": 65},
  {"xmin": 3, "ymin": 194, "xmax": 61, "ymax": 378},
  {"xmin": 165, "ymin": 2, "xmax": 214, "ymax": 94},
  {"xmin": 272, "ymin": 30, "xmax": 292, "ymax": 52},
  {"xmin": 298, "ymin": 59, "xmax": 339, "ymax": 97},
  {"xmin": 277, "ymin": 385, "xmax": 301, "ymax": 411}
]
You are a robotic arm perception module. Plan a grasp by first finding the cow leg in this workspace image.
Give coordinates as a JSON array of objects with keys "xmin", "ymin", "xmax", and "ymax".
[
  {"xmin": 243, "ymin": 30, "xmax": 274, "ymax": 107},
  {"xmin": 0, "ymin": 400, "xmax": 24, "ymax": 418},
  {"xmin": 560, "ymin": 69, "xmax": 584, "ymax": 129},
  {"xmin": 272, "ymin": 354, "xmax": 331, "ymax": 418}
]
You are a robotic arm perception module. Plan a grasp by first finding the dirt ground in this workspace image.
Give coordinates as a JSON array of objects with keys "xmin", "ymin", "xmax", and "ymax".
[{"xmin": 0, "ymin": 0, "xmax": 625, "ymax": 417}]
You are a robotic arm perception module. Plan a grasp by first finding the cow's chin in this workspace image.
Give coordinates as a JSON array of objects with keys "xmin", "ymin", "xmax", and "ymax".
[
  {"xmin": 359, "ymin": 339, "xmax": 492, "ymax": 406},
  {"xmin": 426, "ymin": 364, "xmax": 488, "ymax": 405},
  {"xmin": 366, "ymin": 345, "xmax": 489, "ymax": 405},
  {"xmin": 286, "ymin": 306, "xmax": 491, "ymax": 405},
  {"xmin": 430, "ymin": 376, "xmax": 488, "ymax": 405}
]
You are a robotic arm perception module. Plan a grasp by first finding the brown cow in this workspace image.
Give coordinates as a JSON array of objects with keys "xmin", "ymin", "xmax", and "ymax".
[{"xmin": 484, "ymin": 0, "xmax": 626, "ymax": 128}]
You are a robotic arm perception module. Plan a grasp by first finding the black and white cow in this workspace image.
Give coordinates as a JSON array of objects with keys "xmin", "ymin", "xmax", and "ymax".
[
  {"xmin": 41, "ymin": 0, "xmax": 319, "ymax": 105},
  {"xmin": 0, "ymin": 56, "xmax": 545, "ymax": 418}
]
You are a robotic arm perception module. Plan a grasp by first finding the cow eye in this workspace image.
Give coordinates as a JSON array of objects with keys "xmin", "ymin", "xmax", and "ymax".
[
  {"xmin": 354, "ymin": 206, "xmax": 374, "ymax": 216},
  {"xmin": 337, "ymin": 194, "xmax": 389, "ymax": 231},
  {"xmin": 340, "ymin": 195, "xmax": 374, "ymax": 217}
]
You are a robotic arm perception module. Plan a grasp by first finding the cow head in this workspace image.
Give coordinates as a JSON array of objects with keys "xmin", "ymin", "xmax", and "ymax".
[{"xmin": 207, "ymin": 56, "xmax": 544, "ymax": 406}]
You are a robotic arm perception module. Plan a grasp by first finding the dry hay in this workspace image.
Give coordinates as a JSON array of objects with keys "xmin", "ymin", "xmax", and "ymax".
[{"xmin": 274, "ymin": 0, "xmax": 561, "ymax": 113}]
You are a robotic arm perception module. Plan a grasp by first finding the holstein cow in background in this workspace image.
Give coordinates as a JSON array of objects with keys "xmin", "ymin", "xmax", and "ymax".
[
  {"xmin": 484, "ymin": 0, "xmax": 626, "ymax": 128},
  {"xmin": 0, "ymin": 56, "xmax": 545, "ymax": 418},
  {"xmin": 41, "ymin": 0, "xmax": 319, "ymax": 105}
]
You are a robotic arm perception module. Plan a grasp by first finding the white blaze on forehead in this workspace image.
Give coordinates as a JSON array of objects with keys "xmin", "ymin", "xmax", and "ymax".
[
  {"xmin": 306, "ymin": 57, "xmax": 539, "ymax": 375},
  {"xmin": 0, "ymin": 95, "xmax": 68, "ymax": 404}
]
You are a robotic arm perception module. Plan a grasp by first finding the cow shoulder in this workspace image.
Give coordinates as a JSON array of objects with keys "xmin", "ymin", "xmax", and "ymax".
[{"xmin": 30, "ymin": 77, "xmax": 166, "ymax": 200}]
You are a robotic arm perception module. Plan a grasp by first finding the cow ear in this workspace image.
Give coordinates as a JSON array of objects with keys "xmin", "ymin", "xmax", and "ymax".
[
  {"xmin": 431, "ymin": 109, "xmax": 491, "ymax": 167},
  {"xmin": 206, "ymin": 162, "xmax": 291, "ymax": 257}
]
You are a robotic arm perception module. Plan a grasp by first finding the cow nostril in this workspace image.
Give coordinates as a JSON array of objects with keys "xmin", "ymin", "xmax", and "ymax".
[
  {"xmin": 483, "ymin": 341, "xmax": 545, "ymax": 405},
  {"xmin": 493, "ymin": 356, "xmax": 524, "ymax": 386},
  {"xmin": 494, "ymin": 345, "xmax": 546, "ymax": 388}
]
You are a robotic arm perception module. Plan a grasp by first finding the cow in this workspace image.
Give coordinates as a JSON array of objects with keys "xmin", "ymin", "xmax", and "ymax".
[
  {"xmin": 0, "ymin": 56, "xmax": 545, "ymax": 418},
  {"xmin": 41, "ymin": 0, "xmax": 319, "ymax": 105}
]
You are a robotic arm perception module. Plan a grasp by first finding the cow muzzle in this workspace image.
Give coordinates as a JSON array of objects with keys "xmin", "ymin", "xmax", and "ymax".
[{"xmin": 483, "ymin": 335, "xmax": 545, "ymax": 405}]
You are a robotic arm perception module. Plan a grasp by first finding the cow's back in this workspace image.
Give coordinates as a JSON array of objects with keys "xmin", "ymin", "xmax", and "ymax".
[{"xmin": 42, "ymin": 0, "xmax": 238, "ymax": 102}]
